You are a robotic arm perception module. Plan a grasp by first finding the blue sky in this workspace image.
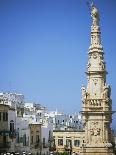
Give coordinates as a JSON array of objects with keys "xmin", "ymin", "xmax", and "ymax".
[{"xmin": 0, "ymin": 0, "xmax": 116, "ymax": 127}]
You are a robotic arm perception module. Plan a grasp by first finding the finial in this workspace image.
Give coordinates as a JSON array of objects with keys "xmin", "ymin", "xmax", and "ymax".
[{"xmin": 91, "ymin": 2, "xmax": 99, "ymax": 26}]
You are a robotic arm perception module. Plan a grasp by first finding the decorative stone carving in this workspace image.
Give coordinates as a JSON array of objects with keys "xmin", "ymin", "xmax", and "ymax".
[
  {"xmin": 99, "ymin": 60, "xmax": 105, "ymax": 70},
  {"xmin": 89, "ymin": 54, "xmax": 92, "ymax": 59},
  {"xmin": 81, "ymin": 85, "xmax": 87, "ymax": 100},
  {"xmin": 90, "ymin": 122, "xmax": 101, "ymax": 136},
  {"xmin": 91, "ymin": 2, "xmax": 99, "ymax": 26},
  {"xmin": 92, "ymin": 78, "xmax": 98, "ymax": 85},
  {"xmin": 87, "ymin": 57, "xmax": 91, "ymax": 69},
  {"xmin": 90, "ymin": 122, "xmax": 101, "ymax": 144},
  {"xmin": 89, "ymin": 99, "xmax": 101, "ymax": 107},
  {"xmin": 103, "ymin": 84, "xmax": 111, "ymax": 99},
  {"xmin": 105, "ymin": 143, "xmax": 112, "ymax": 148},
  {"xmin": 81, "ymin": 2, "xmax": 114, "ymax": 154},
  {"xmin": 92, "ymin": 53, "xmax": 97, "ymax": 59}
]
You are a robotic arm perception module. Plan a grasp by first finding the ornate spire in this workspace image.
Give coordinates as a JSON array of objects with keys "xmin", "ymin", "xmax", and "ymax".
[
  {"xmin": 85, "ymin": 3, "xmax": 108, "ymax": 99},
  {"xmin": 81, "ymin": 2, "xmax": 112, "ymax": 119},
  {"xmin": 80, "ymin": 3, "xmax": 115, "ymax": 154}
]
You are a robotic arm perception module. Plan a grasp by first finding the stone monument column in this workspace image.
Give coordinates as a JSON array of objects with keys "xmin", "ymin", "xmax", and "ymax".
[{"xmin": 80, "ymin": 3, "xmax": 115, "ymax": 155}]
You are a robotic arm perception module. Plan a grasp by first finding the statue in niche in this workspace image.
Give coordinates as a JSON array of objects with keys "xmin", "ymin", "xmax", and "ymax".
[
  {"xmin": 81, "ymin": 85, "xmax": 87, "ymax": 100},
  {"xmin": 103, "ymin": 84, "xmax": 111, "ymax": 99},
  {"xmin": 91, "ymin": 2, "xmax": 99, "ymax": 26}
]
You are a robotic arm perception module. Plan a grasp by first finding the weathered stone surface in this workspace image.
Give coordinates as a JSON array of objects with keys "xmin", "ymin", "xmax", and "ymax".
[{"xmin": 80, "ymin": 3, "xmax": 115, "ymax": 155}]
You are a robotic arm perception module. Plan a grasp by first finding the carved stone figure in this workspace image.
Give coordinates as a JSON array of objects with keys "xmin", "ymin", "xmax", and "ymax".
[
  {"xmin": 91, "ymin": 3, "xmax": 99, "ymax": 26},
  {"xmin": 87, "ymin": 59, "xmax": 91, "ymax": 69},
  {"xmin": 103, "ymin": 84, "xmax": 111, "ymax": 99},
  {"xmin": 81, "ymin": 85, "xmax": 87, "ymax": 100},
  {"xmin": 108, "ymin": 85, "xmax": 111, "ymax": 98},
  {"xmin": 99, "ymin": 60, "xmax": 105, "ymax": 70}
]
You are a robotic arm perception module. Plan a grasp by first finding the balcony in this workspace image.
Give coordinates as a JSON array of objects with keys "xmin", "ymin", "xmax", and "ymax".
[{"xmin": 64, "ymin": 145, "xmax": 72, "ymax": 151}]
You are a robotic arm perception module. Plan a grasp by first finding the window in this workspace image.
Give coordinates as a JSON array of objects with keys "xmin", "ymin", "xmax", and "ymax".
[
  {"xmin": 31, "ymin": 136, "xmax": 33, "ymax": 144},
  {"xmin": 23, "ymin": 134, "xmax": 26, "ymax": 146},
  {"xmin": 74, "ymin": 140, "xmax": 80, "ymax": 147},
  {"xmin": 36, "ymin": 135, "xmax": 40, "ymax": 143},
  {"xmin": 3, "ymin": 112, "xmax": 8, "ymax": 121},
  {"xmin": 3, "ymin": 112, "xmax": 5, "ymax": 121},
  {"xmin": 43, "ymin": 137, "xmax": 45, "ymax": 147},
  {"xmin": 58, "ymin": 139, "xmax": 63, "ymax": 146},
  {"xmin": 17, "ymin": 132, "xmax": 20, "ymax": 143},
  {"xmin": 0, "ymin": 112, "xmax": 1, "ymax": 121},
  {"xmin": 6, "ymin": 112, "xmax": 8, "ymax": 121},
  {"xmin": 10, "ymin": 120, "xmax": 14, "ymax": 131},
  {"xmin": 66, "ymin": 139, "xmax": 72, "ymax": 147}
]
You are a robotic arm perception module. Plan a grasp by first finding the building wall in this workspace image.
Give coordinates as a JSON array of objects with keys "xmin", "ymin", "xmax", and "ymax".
[
  {"xmin": 0, "ymin": 103, "xmax": 9, "ymax": 152},
  {"xmin": 48, "ymin": 112, "xmax": 83, "ymax": 131},
  {"xmin": 15, "ymin": 117, "xmax": 30, "ymax": 153},
  {"xmin": 8, "ymin": 109, "xmax": 17, "ymax": 152},
  {"xmin": 41, "ymin": 123, "xmax": 53, "ymax": 154},
  {"xmin": 0, "ymin": 103, "xmax": 9, "ymax": 130},
  {"xmin": 53, "ymin": 130, "xmax": 85, "ymax": 154},
  {"xmin": 29, "ymin": 123, "xmax": 41, "ymax": 155}
]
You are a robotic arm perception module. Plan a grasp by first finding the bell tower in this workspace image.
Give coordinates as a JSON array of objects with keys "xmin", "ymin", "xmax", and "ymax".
[{"xmin": 80, "ymin": 3, "xmax": 115, "ymax": 155}]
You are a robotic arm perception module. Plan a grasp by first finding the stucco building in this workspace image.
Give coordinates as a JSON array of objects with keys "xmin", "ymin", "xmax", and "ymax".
[
  {"xmin": 0, "ymin": 102, "xmax": 10, "ymax": 153},
  {"xmin": 53, "ymin": 130, "xmax": 85, "ymax": 154}
]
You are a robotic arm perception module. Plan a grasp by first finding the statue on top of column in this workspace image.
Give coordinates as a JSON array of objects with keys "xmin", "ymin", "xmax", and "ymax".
[{"xmin": 91, "ymin": 2, "xmax": 99, "ymax": 26}]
